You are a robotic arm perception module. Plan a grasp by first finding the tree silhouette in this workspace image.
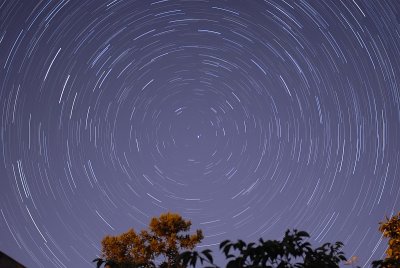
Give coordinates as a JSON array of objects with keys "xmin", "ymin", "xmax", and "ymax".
[
  {"xmin": 95, "ymin": 212, "xmax": 203, "ymax": 268},
  {"xmin": 178, "ymin": 229, "xmax": 350, "ymax": 268}
]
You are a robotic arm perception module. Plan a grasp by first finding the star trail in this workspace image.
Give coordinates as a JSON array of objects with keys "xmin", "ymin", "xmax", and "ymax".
[{"xmin": 1, "ymin": 1, "xmax": 400, "ymax": 267}]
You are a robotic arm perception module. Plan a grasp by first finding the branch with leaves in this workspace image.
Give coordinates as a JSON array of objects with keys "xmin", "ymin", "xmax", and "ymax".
[
  {"xmin": 372, "ymin": 212, "xmax": 400, "ymax": 268},
  {"xmin": 95, "ymin": 212, "xmax": 203, "ymax": 268},
  {"xmin": 179, "ymin": 229, "xmax": 352, "ymax": 268}
]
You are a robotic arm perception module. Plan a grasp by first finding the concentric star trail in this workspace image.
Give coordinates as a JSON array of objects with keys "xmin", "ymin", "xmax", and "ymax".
[{"xmin": 1, "ymin": 1, "xmax": 399, "ymax": 267}]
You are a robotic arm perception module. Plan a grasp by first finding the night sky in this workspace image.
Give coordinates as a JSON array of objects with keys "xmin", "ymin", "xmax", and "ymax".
[{"xmin": 1, "ymin": 1, "xmax": 399, "ymax": 267}]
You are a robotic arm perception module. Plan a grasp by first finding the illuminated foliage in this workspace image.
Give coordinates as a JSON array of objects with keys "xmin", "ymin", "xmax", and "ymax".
[
  {"xmin": 372, "ymin": 212, "xmax": 400, "ymax": 268},
  {"xmin": 97, "ymin": 212, "xmax": 203, "ymax": 268}
]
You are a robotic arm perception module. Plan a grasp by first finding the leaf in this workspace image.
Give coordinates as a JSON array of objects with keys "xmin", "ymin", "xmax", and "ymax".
[
  {"xmin": 296, "ymin": 231, "xmax": 310, "ymax": 238},
  {"xmin": 92, "ymin": 258, "xmax": 104, "ymax": 268},
  {"xmin": 190, "ymin": 253, "xmax": 198, "ymax": 267},
  {"xmin": 220, "ymin": 240, "xmax": 231, "ymax": 249},
  {"xmin": 202, "ymin": 249, "xmax": 214, "ymax": 264},
  {"xmin": 178, "ymin": 251, "xmax": 192, "ymax": 266},
  {"xmin": 222, "ymin": 243, "xmax": 233, "ymax": 257},
  {"xmin": 226, "ymin": 260, "xmax": 237, "ymax": 268}
]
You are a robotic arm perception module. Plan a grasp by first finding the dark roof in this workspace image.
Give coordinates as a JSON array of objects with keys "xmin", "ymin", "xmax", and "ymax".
[{"xmin": 0, "ymin": 251, "xmax": 26, "ymax": 268}]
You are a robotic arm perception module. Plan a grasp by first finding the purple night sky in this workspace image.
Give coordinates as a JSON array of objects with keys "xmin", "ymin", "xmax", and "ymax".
[{"xmin": 1, "ymin": 1, "xmax": 399, "ymax": 267}]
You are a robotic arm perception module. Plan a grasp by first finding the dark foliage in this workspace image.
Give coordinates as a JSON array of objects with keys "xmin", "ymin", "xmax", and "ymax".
[
  {"xmin": 93, "ymin": 257, "xmax": 156, "ymax": 268},
  {"xmin": 371, "ymin": 258, "xmax": 400, "ymax": 268},
  {"xmin": 178, "ymin": 229, "xmax": 352, "ymax": 268}
]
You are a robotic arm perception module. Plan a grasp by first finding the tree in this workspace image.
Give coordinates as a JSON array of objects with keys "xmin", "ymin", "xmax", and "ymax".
[
  {"xmin": 94, "ymin": 211, "xmax": 400, "ymax": 267},
  {"xmin": 95, "ymin": 212, "xmax": 203, "ymax": 268},
  {"xmin": 372, "ymin": 212, "xmax": 400, "ymax": 268},
  {"xmin": 179, "ymin": 229, "xmax": 350, "ymax": 268}
]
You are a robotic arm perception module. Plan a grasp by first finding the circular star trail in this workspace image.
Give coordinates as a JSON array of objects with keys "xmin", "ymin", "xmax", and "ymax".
[{"xmin": 1, "ymin": 1, "xmax": 400, "ymax": 267}]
